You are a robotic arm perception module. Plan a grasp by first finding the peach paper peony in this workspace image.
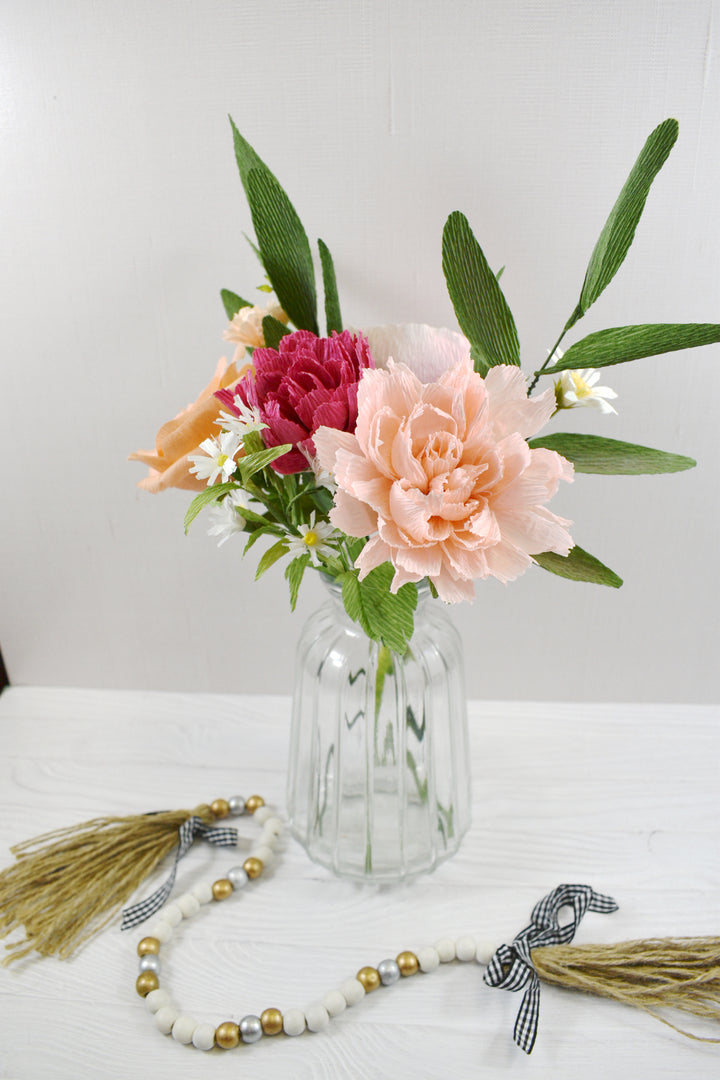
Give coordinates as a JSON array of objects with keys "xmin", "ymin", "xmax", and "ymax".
[
  {"xmin": 129, "ymin": 357, "xmax": 249, "ymax": 492},
  {"xmin": 314, "ymin": 359, "xmax": 574, "ymax": 602}
]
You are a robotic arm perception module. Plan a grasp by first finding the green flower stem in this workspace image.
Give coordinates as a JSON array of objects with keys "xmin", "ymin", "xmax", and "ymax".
[{"xmin": 528, "ymin": 327, "xmax": 568, "ymax": 395}]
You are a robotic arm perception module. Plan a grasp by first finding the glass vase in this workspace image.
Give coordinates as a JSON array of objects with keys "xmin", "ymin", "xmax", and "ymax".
[{"xmin": 286, "ymin": 578, "xmax": 471, "ymax": 882}]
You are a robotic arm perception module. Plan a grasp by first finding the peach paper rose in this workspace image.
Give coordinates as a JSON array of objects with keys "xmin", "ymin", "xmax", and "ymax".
[
  {"xmin": 314, "ymin": 359, "xmax": 574, "ymax": 603},
  {"xmin": 129, "ymin": 357, "xmax": 249, "ymax": 492}
]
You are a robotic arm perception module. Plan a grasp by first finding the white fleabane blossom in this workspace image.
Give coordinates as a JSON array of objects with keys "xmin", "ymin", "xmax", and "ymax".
[
  {"xmin": 207, "ymin": 489, "xmax": 251, "ymax": 547},
  {"xmin": 552, "ymin": 352, "xmax": 618, "ymax": 415},
  {"xmin": 299, "ymin": 446, "xmax": 337, "ymax": 493},
  {"xmin": 286, "ymin": 512, "xmax": 338, "ymax": 564},
  {"xmin": 188, "ymin": 431, "xmax": 243, "ymax": 485},
  {"xmin": 216, "ymin": 397, "xmax": 267, "ymax": 438}
]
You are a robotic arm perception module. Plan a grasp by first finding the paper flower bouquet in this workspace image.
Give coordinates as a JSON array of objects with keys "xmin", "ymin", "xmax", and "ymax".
[{"xmin": 131, "ymin": 117, "xmax": 717, "ymax": 654}]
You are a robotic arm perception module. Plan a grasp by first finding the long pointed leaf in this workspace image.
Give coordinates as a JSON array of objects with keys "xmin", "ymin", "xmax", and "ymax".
[
  {"xmin": 247, "ymin": 168, "xmax": 318, "ymax": 332},
  {"xmin": 318, "ymin": 238, "xmax": 343, "ymax": 334},
  {"xmin": 534, "ymin": 545, "xmax": 622, "ymax": 587},
  {"xmin": 221, "ymin": 289, "xmax": 252, "ymax": 319},
  {"xmin": 239, "ymin": 443, "xmax": 292, "ymax": 483},
  {"xmin": 255, "ymin": 539, "xmax": 289, "ymax": 580},
  {"xmin": 541, "ymin": 322, "xmax": 720, "ymax": 373},
  {"xmin": 183, "ymin": 482, "xmax": 237, "ymax": 533},
  {"xmin": 262, "ymin": 314, "xmax": 292, "ymax": 350},
  {"xmin": 528, "ymin": 433, "xmax": 696, "ymax": 474},
  {"xmin": 442, "ymin": 211, "xmax": 520, "ymax": 375},
  {"xmin": 229, "ymin": 118, "xmax": 318, "ymax": 333},
  {"xmin": 566, "ymin": 119, "xmax": 679, "ymax": 330}
]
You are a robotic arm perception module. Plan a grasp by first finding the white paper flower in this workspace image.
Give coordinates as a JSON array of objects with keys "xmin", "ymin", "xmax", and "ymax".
[
  {"xmin": 207, "ymin": 490, "xmax": 251, "ymax": 547},
  {"xmin": 554, "ymin": 363, "xmax": 618, "ymax": 415},
  {"xmin": 223, "ymin": 302, "xmax": 287, "ymax": 362},
  {"xmin": 216, "ymin": 397, "xmax": 268, "ymax": 438},
  {"xmin": 360, "ymin": 323, "xmax": 471, "ymax": 383},
  {"xmin": 286, "ymin": 512, "xmax": 338, "ymax": 563},
  {"xmin": 188, "ymin": 431, "xmax": 243, "ymax": 485},
  {"xmin": 298, "ymin": 446, "xmax": 337, "ymax": 493}
]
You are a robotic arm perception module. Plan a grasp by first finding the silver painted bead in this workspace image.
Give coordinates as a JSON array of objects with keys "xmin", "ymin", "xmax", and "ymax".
[
  {"xmin": 138, "ymin": 954, "xmax": 161, "ymax": 975},
  {"xmin": 377, "ymin": 958, "xmax": 401, "ymax": 985},
  {"xmin": 239, "ymin": 1014, "xmax": 263, "ymax": 1043},
  {"xmin": 227, "ymin": 865, "xmax": 249, "ymax": 889},
  {"xmin": 228, "ymin": 796, "xmax": 246, "ymax": 816}
]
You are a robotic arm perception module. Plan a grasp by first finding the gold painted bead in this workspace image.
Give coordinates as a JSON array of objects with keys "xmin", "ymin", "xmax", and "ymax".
[
  {"xmin": 260, "ymin": 1008, "xmax": 284, "ymax": 1035},
  {"xmin": 215, "ymin": 1021, "xmax": 240, "ymax": 1049},
  {"xmin": 210, "ymin": 798, "xmax": 231, "ymax": 819},
  {"xmin": 356, "ymin": 965, "xmax": 381, "ymax": 992},
  {"xmin": 137, "ymin": 936, "xmax": 161, "ymax": 956},
  {"xmin": 396, "ymin": 950, "xmax": 419, "ymax": 976},
  {"xmin": 245, "ymin": 794, "xmax": 265, "ymax": 814},
  {"xmin": 135, "ymin": 971, "xmax": 159, "ymax": 997},
  {"xmin": 212, "ymin": 878, "xmax": 234, "ymax": 901},
  {"xmin": 243, "ymin": 856, "xmax": 263, "ymax": 880}
]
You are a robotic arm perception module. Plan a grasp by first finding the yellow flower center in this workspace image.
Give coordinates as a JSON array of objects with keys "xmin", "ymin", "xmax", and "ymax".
[
  {"xmin": 217, "ymin": 453, "xmax": 229, "ymax": 467},
  {"xmin": 570, "ymin": 372, "xmax": 592, "ymax": 398},
  {"xmin": 303, "ymin": 530, "xmax": 318, "ymax": 547}
]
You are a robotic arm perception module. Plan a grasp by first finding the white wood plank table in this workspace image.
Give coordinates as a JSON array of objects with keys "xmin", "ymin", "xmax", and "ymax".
[{"xmin": 0, "ymin": 687, "xmax": 718, "ymax": 1079}]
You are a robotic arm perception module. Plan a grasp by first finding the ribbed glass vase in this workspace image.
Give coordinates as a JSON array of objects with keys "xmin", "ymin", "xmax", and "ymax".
[{"xmin": 286, "ymin": 579, "xmax": 471, "ymax": 882}]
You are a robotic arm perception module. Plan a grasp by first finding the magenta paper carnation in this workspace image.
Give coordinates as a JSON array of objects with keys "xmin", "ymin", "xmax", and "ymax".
[
  {"xmin": 314, "ymin": 359, "xmax": 574, "ymax": 603},
  {"xmin": 216, "ymin": 329, "xmax": 374, "ymax": 474}
]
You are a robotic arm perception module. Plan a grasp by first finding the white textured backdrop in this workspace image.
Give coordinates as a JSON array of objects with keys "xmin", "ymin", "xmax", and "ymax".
[{"xmin": 1, "ymin": 0, "xmax": 718, "ymax": 701}]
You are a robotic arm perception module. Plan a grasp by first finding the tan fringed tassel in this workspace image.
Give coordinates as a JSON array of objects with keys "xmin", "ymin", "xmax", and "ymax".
[
  {"xmin": 0, "ymin": 804, "xmax": 215, "ymax": 964},
  {"xmin": 532, "ymin": 938, "xmax": 720, "ymax": 1042}
]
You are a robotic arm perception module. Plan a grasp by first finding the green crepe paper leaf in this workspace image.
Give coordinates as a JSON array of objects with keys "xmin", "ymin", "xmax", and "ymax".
[
  {"xmin": 539, "ymin": 322, "xmax": 720, "ymax": 374},
  {"xmin": 442, "ymin": 211, "xmax": 520, "ymax": 376},
  {"xmin": 566, "ymin": 118, "xmax": 679, "ymax": 331},
  {"xmin": 285, "ymin": 553, "xmax": 311, "ymax": 611},
  {"xmin": 528, "ymin": 433, "xmax": 696, "ymax": 474},
  {"xmin": 230, "ymin": 118, "xmax": 318, "ymax": 331},
  {"xmin": 534, "ymin": 545, "xmax": 623, "ymax": 588},
  {"xmin": 221, "ymin": 289, "xmax": 253, "ymax": 320},
  {"xmin": 183, "ymin": 482, "xmax": 237, "ymax": 533},
  {"xmin": 262, "ymin": 314, "xmax": 292, "ymax": 350},
  {"xmin": 244, "ymin": 523, "xmax": 285, "ymax": 554},
  {"xmin": 341, "ymin": 564, "xmax": 418, "ymax": 654},
  {"xmin": 255, "ymin": 538, "xmax": 289, "ymax": 580},
  {"xmin": 238, "ymin": 443, "xmax": 292, "ymax": 483},
  {"xmin": 318, "ymin": 238, "xmax": 343, "ymax": 335},
  {"xmin": 247, "ymin": 169, "xmax": 318, "ymax": 333}
]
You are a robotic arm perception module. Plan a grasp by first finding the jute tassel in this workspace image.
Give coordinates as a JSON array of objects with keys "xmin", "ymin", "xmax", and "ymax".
[
  {"xmin": 0, "ymin": 805, "xmax": 215, "ymax": 964},
  {"xmin": 532, "ymin": 938, "xmax": 720, "ymax": 1042}
]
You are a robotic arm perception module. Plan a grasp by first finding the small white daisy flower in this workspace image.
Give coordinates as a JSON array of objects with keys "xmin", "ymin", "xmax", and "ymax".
[
  {"xmin": 553, "ymin": 352, "xmax": 618, "ymax": 415},
  {"xmin": 188, "ymin": 431, "xmax": 243, "ymax": 485},
  {"xmin": 286, "ymin": 512, "xmax": 338, "ymax": 564},
  {"xmin": 299, "ymin": 445, "xmax": 337, "ymax": 493},
  {"xmin": 216, "ymin": 397, "xmax": 268, "ymax": 438},
  {"xmin": 207, "ymin": 490, "xmax": 251, "ymax": 547}
]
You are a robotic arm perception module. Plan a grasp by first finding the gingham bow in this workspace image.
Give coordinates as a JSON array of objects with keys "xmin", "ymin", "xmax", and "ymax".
[
  {"xmin": 483, "ymin": 884, "xmax": 619, "ymax": 1053},
  {"xmin": 121, "ymin": 816, "xmax": 238, "ymax": 930}
]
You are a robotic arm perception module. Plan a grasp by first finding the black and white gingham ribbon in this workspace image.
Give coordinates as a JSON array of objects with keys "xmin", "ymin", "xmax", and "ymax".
[
  {"xmin": 483, "ymin": 883, "xmax": 618, "ymax": 1054},
  {"xmin": 120, "ymin": 816, "xmax": 238, "ymax": 931}
]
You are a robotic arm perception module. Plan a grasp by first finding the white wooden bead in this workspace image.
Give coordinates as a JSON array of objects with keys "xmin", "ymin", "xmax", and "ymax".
[
  {"xmin": 455, "ymin": 935, "xmax": 477, "ymax": 962},
  {"xmin": 144, "ymin": 988, "xmax": 172, "ymax": 1014},
  {"xmin": 147, "ymin": 920, "xmax": 173, "ymax": 943},
  {"xmin": 283, "ymin": 1008, "xmax": 306, "ymax": 1036},
  {"xmin": 154, "ymin": 1005, "xmax": 180, "ymax": 1034},
  {"xmin": 305, "ymin": 1004, "xmax": 330, "ymax": 1032},
  {"xmin": 263, "ymin": 816, "xmax": 284, "ymax": 835},
  {"xmin": 171, "ymin": 1014, "xmax": 197, "ymax": 1044},
  {"xmin": 260, "ymin": 826, "xmax": 279, "ymax": 847},
  {"xmin": 475, "ymin": 939, "xmax": 496, "ymax": 966},
  {"xmin": 322, "ymin": 989, "xmax": 347, "ymax": 1017},
  {"xmin": 191, "ymin": 881, "xmax": 214, "ymax": 904},
  {"xmin": 161, "ymin": 903, "xmax": 183, "ymax": 927},
  {"xmin": 253, "ymin": 805, "xmax": 273, "ymax": 825},
  {"xmin": 250, "ymin": 845, "xmax": 274, "ymax": 866},
  {"xmin": 176, "ymin": 893, "xmax": 201, "ymax": 918},
  {"xmin": 192, "ymin": 1022, "xmax": 217, "ymax": 1051},
  {"xmin": 417, "ymin": 946, "xmax": 440, "ymax": 973},
  {"xmin": 340, "ymin": 977, "xmax": 365, "ymax": 1005},
  {"xmin": 433, "ymin": 937, "xmax": 456, "ymax": 962}
]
